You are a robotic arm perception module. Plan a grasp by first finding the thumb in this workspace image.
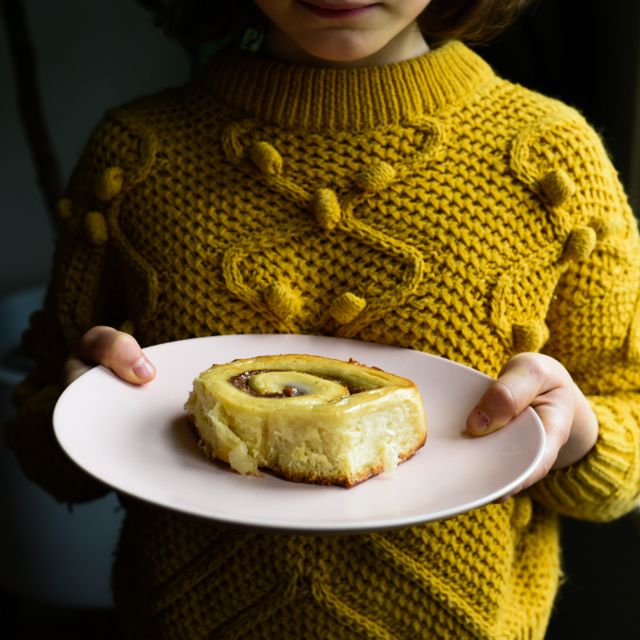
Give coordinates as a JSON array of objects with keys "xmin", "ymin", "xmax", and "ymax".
[{"xmin": 70, "ymin": 326, "xmax": 155, "ymax": 386}]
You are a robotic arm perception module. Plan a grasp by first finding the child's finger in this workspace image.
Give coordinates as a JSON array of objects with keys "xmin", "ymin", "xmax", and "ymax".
[
  {"xmin": 467, "ymin": 353, "xmax": 570, "ymax": 435},
  {"xmin": 73, "ymin": 326, "xmax": 156, "ymax": 385},
  {"xmin": 467, "ymin": 367, "xmax": 545, "ymax": 435}
]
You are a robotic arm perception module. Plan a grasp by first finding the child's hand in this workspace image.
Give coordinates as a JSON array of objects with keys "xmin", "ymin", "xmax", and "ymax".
[
  {"xmin": 466, "ymin": 353, "xmax": 599, "ymax": 499},
  {"xmin": 63, "ymin": 326, "xmax": 156, "ymax": 387}
]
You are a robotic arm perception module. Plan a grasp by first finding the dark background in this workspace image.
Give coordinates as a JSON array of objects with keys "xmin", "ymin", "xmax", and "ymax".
[{"xmin": 480, "ymin": 0, "xmax": 640, "ymax": 207}]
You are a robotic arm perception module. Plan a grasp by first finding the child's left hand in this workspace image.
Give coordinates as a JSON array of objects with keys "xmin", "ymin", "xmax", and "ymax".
[{"xmin": 465, "ymin": 352, "xmax": 599, "ymax": 499}]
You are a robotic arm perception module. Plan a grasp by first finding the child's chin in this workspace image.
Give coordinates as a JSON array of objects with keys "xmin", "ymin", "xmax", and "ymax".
[{"xmin": 299, "ymin": 36, "xmax": 387, "ymax": 66}]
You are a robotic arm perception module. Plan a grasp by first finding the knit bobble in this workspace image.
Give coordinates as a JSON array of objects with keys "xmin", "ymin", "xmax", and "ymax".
[
  {"xmin": 250, "ymin": 141, "xmax": 283, "ymax": 176},
  {"xmin": 539, "ymin": 169, "xmax": 576, "ymax": 207},
  {"xmin": 592, "ymin": 216, "xmax": 626, "ymax": 240},
  {"xmin": 562, "ymin": 226, "xmax": 597, "ymax": 262},
  {"xmin": 512, "ymin": 321, "xmax": 549, "ymax": 353},
  {"xmin": 84, "ymin": 211, "xmax": 109, "ymax": 246},
  {"xmin": 56, "ymin": 197, "xmax": 73, "ymax": 222},
  {"xmin": 313, "ymin": 188, "xmax": 341, "ymax": 231},
  {"xmin": 355, "ymin": 161, "xmax": 396, "ymax": 193},
  {"xmin": 329, "ymin": 292, "xmax": 366, "ymax": 324},
  {"xmin": 263, "ymin": 282, "xmax": 301, "ymax": 320},
  {"xmin": 95, "ymin": 166, "xmax": 124, "ymax": 202}
]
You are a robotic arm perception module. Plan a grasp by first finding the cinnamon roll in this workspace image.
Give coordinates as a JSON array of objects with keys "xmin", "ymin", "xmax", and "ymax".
[{"xmin": 185, "ymin": 354, "xmax": 426, "ymax": 487}]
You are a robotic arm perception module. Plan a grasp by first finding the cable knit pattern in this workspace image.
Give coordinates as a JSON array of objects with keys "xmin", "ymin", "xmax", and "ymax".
[{"xmin": 7, "ymin": 41, "xmax": 640, "ymax": 638}]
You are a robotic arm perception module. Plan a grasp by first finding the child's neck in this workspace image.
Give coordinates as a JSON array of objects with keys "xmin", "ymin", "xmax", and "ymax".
[{"xmin": 261, "ymin": 22, "xmax": 430, "ymax": 68}]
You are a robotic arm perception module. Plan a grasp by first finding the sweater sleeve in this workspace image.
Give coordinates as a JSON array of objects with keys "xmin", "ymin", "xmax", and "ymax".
[
  {"xmin": 4, "ymin": 111, "xmax": 154, "ymax": 504},
  {"xmin": 521, "ymin": 111, "xmax": 640, "ymax": 521}
]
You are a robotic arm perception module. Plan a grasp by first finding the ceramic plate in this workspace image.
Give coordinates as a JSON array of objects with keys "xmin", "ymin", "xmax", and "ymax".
[{"xmin": 54, "ymin": 334, "xmax": 545, "ymax": 532}]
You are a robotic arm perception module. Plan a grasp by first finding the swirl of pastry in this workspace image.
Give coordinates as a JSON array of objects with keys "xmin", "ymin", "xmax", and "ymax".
[
  {"xmin": 238, "ymin": 370, "xmax": 351, "ymax": 401},
  {"xmin": 185, "ymin": 354, "xmax": 427, "ymax": 487}
]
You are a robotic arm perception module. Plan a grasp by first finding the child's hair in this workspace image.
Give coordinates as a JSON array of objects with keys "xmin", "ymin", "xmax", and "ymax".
[{"xmin": 159, "ymin": 0, "xmax": 535, "ymax": 48}]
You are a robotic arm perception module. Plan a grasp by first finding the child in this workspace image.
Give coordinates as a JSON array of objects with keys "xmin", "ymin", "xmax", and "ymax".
[{"xmin": 7, "ymin": 0, "xmax": 640, "ymax": 637}]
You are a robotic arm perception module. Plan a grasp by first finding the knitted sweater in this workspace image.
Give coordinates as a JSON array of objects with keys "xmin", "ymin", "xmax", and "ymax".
[{"xmin": 8, "ymin": 41, "xmax": 640, "ymax": 639}]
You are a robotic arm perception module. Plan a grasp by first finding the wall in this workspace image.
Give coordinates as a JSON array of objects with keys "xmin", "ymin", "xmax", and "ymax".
[
  {"xmin": 632, "ymin": 42, "xmax": 640, "ymax": 206},
  {"xmin": 0, "ymin": 0, "xmax": 189, "ymax": 295}
]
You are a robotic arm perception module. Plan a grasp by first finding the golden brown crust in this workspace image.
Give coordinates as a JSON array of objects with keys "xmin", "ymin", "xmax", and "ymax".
[{"xmin": 192, "ymin": 424, "xmax": 427, "ymax": 488}]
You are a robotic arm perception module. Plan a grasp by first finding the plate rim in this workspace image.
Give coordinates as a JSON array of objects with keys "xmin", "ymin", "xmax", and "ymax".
[{"xmin": 53, "ymin": 333, "xmax": 546, "ymax": 533}]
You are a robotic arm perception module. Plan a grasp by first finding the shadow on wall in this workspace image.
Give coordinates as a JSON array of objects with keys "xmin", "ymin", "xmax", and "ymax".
[
  {"xmin": 0, "ymin": 0, "xmax": 190, "ymax": 294},
  {"xmin": 0, "ymin": 288, "xmax": 123, "ymax": 608}
]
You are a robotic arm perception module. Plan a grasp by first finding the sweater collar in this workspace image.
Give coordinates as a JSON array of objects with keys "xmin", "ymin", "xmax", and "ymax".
[{"xmin": 200, "ymin": 40, "xmax": 495, "ymax": 131}]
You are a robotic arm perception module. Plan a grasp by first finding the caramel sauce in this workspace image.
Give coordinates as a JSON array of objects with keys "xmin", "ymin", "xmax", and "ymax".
[{"xmin": 229, "ymin": 369, "xmax": 365, "ymax": 397}]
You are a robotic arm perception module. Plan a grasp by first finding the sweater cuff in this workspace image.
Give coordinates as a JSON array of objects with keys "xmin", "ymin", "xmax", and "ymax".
[
  {"xmin": 5, "ymin": 382, "xmax": 110, "ymax": 504},
  {"xmin": 530, "ymin": 392, "xmax": 640, "ymax": 521}
]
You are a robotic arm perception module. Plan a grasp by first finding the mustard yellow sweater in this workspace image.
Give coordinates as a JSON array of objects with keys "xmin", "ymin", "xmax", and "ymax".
[{"xmin": 8, "ymin": 41, "xmax": 640, "ymax": 639}]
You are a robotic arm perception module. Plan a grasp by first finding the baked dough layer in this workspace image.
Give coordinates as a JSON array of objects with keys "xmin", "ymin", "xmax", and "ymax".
[{"xmin": 185, "ymin": 354, "xmax": 427, "ymax": 487}]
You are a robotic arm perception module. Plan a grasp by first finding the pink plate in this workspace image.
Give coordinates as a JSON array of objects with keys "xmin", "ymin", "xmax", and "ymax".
[{"xmin": 54, "ymin": 334, "xmax": 545, "ymax": 532}]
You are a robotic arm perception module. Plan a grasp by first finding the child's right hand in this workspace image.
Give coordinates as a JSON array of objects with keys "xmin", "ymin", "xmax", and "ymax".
[{"xmin": 63, "ymin": 326, "xmax": 156, "ymax": 387}]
